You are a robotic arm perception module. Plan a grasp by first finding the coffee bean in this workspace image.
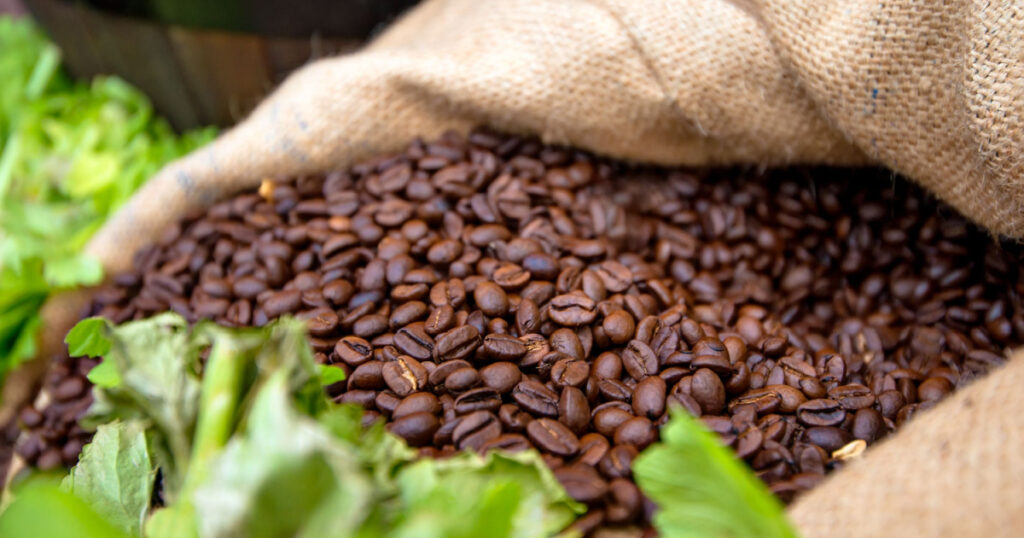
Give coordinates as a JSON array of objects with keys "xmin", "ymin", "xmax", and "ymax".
[
  {"xmin": 527, "ymin": 418, "xmax": 581, "ymax": 457},
  {"xmin": 393, "ymin": 392, "xmax": 441, "ymax": 419},
  {"xmin": 796, "ymin": 399, "xmax": 846, "ymax": 427},
  {"xmin": 559, "ymin": 386, "xmax": 591, "ymax": 434},
  {"xmin": 479, "ymin": 362, "xmax": 521, "ymax": 394},
  {"xmin": 613, "ymin": 417, "xmax": 657, "ymax": 449},
  {"xmin": 481, "ymin": 333, "xmax": 526, "ymax": 361},
  {"xmin": 512, "ymin": 380, "xmax": 559, "ymax": 417},
  {"xmin": 851, "ymin": 407, "xmax": 884, "ymax": 443},
  {"xmin": 393, "ymin": 322, "xmax": 434, "ymax": 360},
  {"xmin": 453, "ymin": 410, "xmax": 501, "ymax": 451},
  {"xmin": 690, "ymin": 368, "xmax": 726, "ymax": 415},
  {"xmin": 445, "ymin": 367, "xmax": 481, "ymax": 393},
  {"xmin": 549, "ymin": 292, "xmax": 597, "ymax": 326},
  {"xmin": 551, "ymin": 358, "xmax": 590, "ymax": 388},
  {"xmin": 382, "ymin": 356, "xmax": 428, "ymax": 396},
  {"xmin": 621, "ymin": 340, "xmax": 658, "ymax": 379},
  {"xmin": 603, "ymin": 310, "xmax": 636, "ymax": 345},
  {"xmin": 632, "ymin": 376, "xmax": 666, "ymax": 419},
  {"xmin": 387, "ymin": 412, "xmax": 439, "ymax": 447},
  {"xmin": 481, "ymin": 433, "xmax": 532, "ymax": 453},
  {"xmin": 349, "ymin": 361, "xmax": 385, "ymax": 390},
  {"xmin": 263, "ymin": 290, "xmax": 302, "ymax": 317},
  {"xmin": 473, "ymin": 282, "xmax": 508, "ymax": 317},
  {"xmin": 554, "ymin": 464, "xmax": 609, "ymax": 503},
  {"xmin": 802, "ymin": 426, "xmax": 853, "ymax": 452},
  {"xmin": 434, "ymin": 325, "xmax": 481, "ymax": 362},
  {"xmin": 454, "ymin": 387, "xmax": 502, "ymax": 414},
  {"xmin": 829, "ymin": 384, "xmax": 875, "ymax": 410},
  {"xmin": 599, "ymin": 444, "xmax": 637, "ymax": 479},
  {"xmin": 498, "ymin": 403, "xmax": 532, "ymax": 432}
]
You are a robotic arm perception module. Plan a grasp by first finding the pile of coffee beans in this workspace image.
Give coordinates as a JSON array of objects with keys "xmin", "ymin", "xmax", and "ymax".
[{"xmin": 16, "ymin": 129, "xmax": 1024, "ymax": 531}]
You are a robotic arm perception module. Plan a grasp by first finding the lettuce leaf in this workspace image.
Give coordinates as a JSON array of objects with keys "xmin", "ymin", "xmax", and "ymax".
[{"xmin": 634, "ymin": 409, "xmax": 799, "ymax": 538}]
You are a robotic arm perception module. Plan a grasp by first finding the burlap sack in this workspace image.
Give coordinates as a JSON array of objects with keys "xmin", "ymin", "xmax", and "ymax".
[{"xmin": 4, "ymin": 0, "xmax": 1023, "ymax": 535}]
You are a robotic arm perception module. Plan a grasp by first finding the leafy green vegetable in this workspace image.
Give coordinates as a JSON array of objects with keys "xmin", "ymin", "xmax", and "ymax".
[
  {"xmin": 0, "ymin": 479, "xmax": 131, "ymax": 538},
  {"xmin": 28, "ymin": 313, "xmax": 582, "ymax": 537},
  {"xmin": 0, "ymin": 17, "xmax": 216, "ymax": 381},
  {"xmin": 633, "ymin": 409, "xmax": 799, "ymax": 538},
  {"xmin": 63, "ymin": 421, "xmax": 155, "ymax": 536}
]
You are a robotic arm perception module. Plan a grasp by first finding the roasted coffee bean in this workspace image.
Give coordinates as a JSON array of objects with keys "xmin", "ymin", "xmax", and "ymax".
[
  {"xmin": 393, "ymin": 323, "xmax": 434, "ymax": 360},
  {"xmin": 549, "ymin": 293, "xmax": 597, "ymax": 326},
  {"xmin": 829, "ymin": 384, "xmax": 876, "ymax": 410},
  {"xmin": 852, "ymin": 407, "xmax": 885, "ymax": 443},
  {"xmin": 512, "ymin": 380, "xmax": 560, "ymax": 417},
  {"xmin": 690, "ymin": 368, "xmax": 726, "ymax": 415},
  {"xmin": 473, "ymin": 282, "xmax": 509, "ymax": 317},
  {"xmin": 554, "ymin": 464, "xmax": 609, "ymax": 503},
  {"xmin": 349, "ymin": 361, "xmax": 385, "ymax": 390},
  {"xmin": 387, "ymin": 412, "xmax": 439, "ymax": 447},
  {"xmin": 621, "ymin": 340, "xmax": 658, "ymax": 380},
  {"xmin": 480, "ymin": 433, "xmax": 532, "ymax": 453},
  {"xmin": 632, "ymin": 376, "xmax": 666, "ymax": 419},
  {"xmin": 551, "ymin": 358, "xmax": 590, "ymax": 388},
  {"xmin": 453, "ymin": 410, "xmax": 502, "ymax": 451},
  {"xmin": 599, "ymin": 444, "xmax": 637, "ymax": 479},
  {"xmin": 559, "ymin": 386, "xmax": 591, "ymax": 434},
  {"xmin": 796, "ymin": 399, "xmax": 846, "ymax": 427},
  {"xmin": 453, "ymin": 387, "xmax": 502, "ymax": 414},
  {"xmin": 499, "ymin": 403, "xmax": 532, "ymax": 432},
  {"xmin": 603, "ymin": 310, "xmax": 636, "ymax": 345},
  {"xmin": 802, "ymin": 426, "xmax": 853, "ymax": 452},
  {"xmin": 445, "ymin": 367, "xmax": 481, "ymax": 393},
  {"xmin": 434, "ymin": 325, "xmax": 481, "ymax": 362},
  {"xmin": 479, "ymin": 362, "xmax": 521, "ymax": 394},
  {"xmin": 393, "ymin": 392, "xmax": 441, "ymax": 419},
  {"xmin": 481, "ymin": 333, "xmax": 527, "ymax": 361},
  {"xmin": 527, "ymin": 418, "xmax": 581, "ymax": 457},
  {"xmin": 381, "ymin": 356, "xmax": 428, "ymax": 396},
  {"xmin": 613, "ymin": 417, "xmax": 657, "ymax": 449}
]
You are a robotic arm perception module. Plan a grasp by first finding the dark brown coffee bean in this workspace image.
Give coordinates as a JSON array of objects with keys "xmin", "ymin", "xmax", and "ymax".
[
  {"xmin": 393, "ymin": 392, "xmax": 441, "ymax": 419},
  {"xmin": 382, "ymin": 356, "xmax": 428, "ymax": 396},
  {"xmin": 480, "ymin": 433, "xmax": 532, "ymax": 453},
  {"xmin": 454, "ymin": 387, "xmax": 502, "ymax": 414},
  {"xmin": 621, "ymin": 340, "xmax": 658, "ymax": 380},
  {"xmin": 473, "ymin": 282, "xmax": 508, "ymax": 317},
  {"xmin": 599, "ymin": 444, "xmax": 638, "ymax": 479},
  {"xmin": 554, "ymin": 464, "xmax": 608, "ymax": 503},
  {"xmin": 53, "ymin": 377, "xmax": 85, "ymax": 401},
  {"xmin": 481, "ymin": 333, "xmax": 527, "ymax": 361},
  {"xmin": 453, "ymin": 410, "xmax": 501, "ymax": 452},
  {"xmin": 512, "ymin": 379, "xmax": 559, "ymax": 417},
  {"xmin": 427, "ymin": 359, "xmax": 471, "ymax": 387},
  {"xmin": 690, "ymin": 368, "xmax": 726, "ymax": 415},
  {"xmin": 527, "ymin": 418, "xmax": 581, "ymax": 457},
  {"xmin": 852, "ymin": 407, "xmax": 885, "ymax": 443},
  {"xmin": 551, "ymin": 358, "xmax": 590, "ymax": 388},
  {"xmin": 603, "ymin": 310, "xmax": 636, "ymax": 345},
  {"xmin": 387, "ymin": 412, "xmax": 439, "ymax": 447},
  {"xmin": 498, "ymin": 403, "xmax": 532, "ymax": 432},
  {"xmin": 263, "ymin": 289, "xmax": 302, "ymax": 317},
  {"xmin": 802, "ymin": 426, "xmax": 853, "ymax": 452},
  {"xmin": 352, "ymin": 314, "xmax": 387, "ymax": 338},
  {"xmin": 349, "ymin": 361, "xmax": 385, "ymax": 390},
  {"xmin": 445, "ymin": 367, "xmax": 481, "ymax": 392},
  {"xmin": 613, "ymin": 417, "xmax": 657, "ymax": 449},
  {"xmin": 559, "ymin": 386, "xmax": 591, "ymax": 434},
  {"xmin": 479, "ymin": 362, "xmax": 521, "ymax": 394},
  {"xmin": 434, "ymin": 325, "xmax": 481, "ymax": 362},
  {"xmin": 632, "ymin": 376, "xmax": 666, "ymax": 419},
  {"xmin": 796, "ymin": 399, "xmax": 846, "ymax": 427},
  {"xmin": 549, "ymin": 292, "xmax": 597, "ymax": 326},
  {"xmin": 829, "ymin": 384, "xmax": 876, "ymax": 410},
  {"xmin": 392, "ymin": 322, "xmax": 434, "ymax": 361},
  {"xmin": 917, "ymin": 376, "xmax": 953, "ymax": 402}
]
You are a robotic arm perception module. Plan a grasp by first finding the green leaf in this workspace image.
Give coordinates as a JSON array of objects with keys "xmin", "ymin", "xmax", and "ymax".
[
  {"xmin": 42, "ymin": 253, "xmax": 103, "ymax": 287},
  {"xmin": 63, "ymin": 421, "xmax": 155, "ymax": 536},
  {"xmin": 86, "ymin": 360, "xmax": 121, "ymax": 388},
  {"xmin": 634, "ymin": 409, "xmax": 800, "ymax": 538},
  {"xmin": 0, "ymin": 480, "xmax": 131, "ymax": 538},
  {"xmin": 65, "ymin": 317, "xmax": 112, "ymax": 357},
  {"xmin": 317, "ymin": 364, "xmax": 346, "ymax": 386}
]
